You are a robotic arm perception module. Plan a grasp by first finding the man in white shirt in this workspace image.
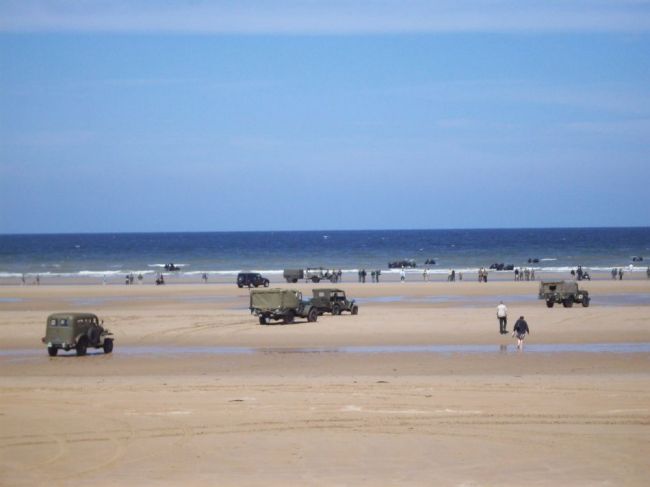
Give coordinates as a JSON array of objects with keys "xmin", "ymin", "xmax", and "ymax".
[{"xmin": 496, "ymin": 301, "xmax": 508, "ymax": 334}]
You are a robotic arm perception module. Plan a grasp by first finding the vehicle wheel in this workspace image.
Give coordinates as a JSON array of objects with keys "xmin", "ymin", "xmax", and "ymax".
[
  {"xmin": 308, "ymin": 308, "xmax": 318, "ymax": 322},
  {"xmin": 311, "ymin": 276, "xmax": 320, "ymax": 283},
  {"xmin": 332, "ymin": 304, "xmax": 341, "ymax": 315},
  {"xmin": 563, "ymin": 299, "xmax": 573, "ymax": 308},
  {"xmin": 264, "ymin": 280, "xmax": 269, "ymax": 287},
  {"xmin": 237, "ymin": 284, "xmax": 243, "ymax": 288},
  {"xmin": 76, "ymin": 338, "xmax": 88, "ymax": 356},
  {"xmin": 47, "ymin": 346, "xmax": 58, "ymax": 357},
  {"xmin": 292, "ymin": 279, "xmax": 298, "ymax": 283},
  {"xmin": 351, "ymin": 305, "xmax": 359, "ymax": 315},
  {"xmin": 259, "ymin": 316, "xmax": 267, "ymax": 325},
  {"xmin": 283, "ymin": 311, "xmax": 295, "ymax": 324},
  {"xmin": 546, "ymin": 300, "xmax": 554, "ymax": 308},
  {"xmin": 103, "ymin": 338, "xmax": 113, "ymax": 354},
  {"xmin": 582, "ymin": 297, "xmax": 590, "ymax": 307}
]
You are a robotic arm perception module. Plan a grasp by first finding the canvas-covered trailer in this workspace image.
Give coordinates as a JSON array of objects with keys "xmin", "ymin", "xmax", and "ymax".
[{"xmin": 249, "ymin": 288, "xmax": 318, "ymax": 324}]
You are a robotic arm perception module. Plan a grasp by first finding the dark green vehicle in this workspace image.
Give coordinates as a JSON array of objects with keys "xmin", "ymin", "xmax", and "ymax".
[
  {"xmin": 538, "ymin": 281, "xmax": 590, "ymax": 308},
  {"xmin": 42, "ymin": 312, "xmax": 114, "ymax": 356},
  {"xmin": 250, "ymin": 288, "xmax": 318, "ymax": 325},
  {"xmin": 311, "ymin": 288, "xmax": 359, "ymax": 315}
]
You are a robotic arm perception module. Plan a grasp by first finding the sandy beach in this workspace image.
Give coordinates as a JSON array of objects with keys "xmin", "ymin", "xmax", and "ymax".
[{"xmin": 1, "ymin": 279, "xmax": 649, "ymax": 486}]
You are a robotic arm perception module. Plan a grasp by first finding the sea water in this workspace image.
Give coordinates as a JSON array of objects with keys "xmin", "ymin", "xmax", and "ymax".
[{"xmin": 1, "ymin": 227, "xmax": 648, "ymax": 278}]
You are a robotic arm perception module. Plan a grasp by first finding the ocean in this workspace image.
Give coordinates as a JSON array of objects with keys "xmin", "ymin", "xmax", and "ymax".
[{"xmin": 1, "ymin": 227, "xmax": 649, "ymax": 280}]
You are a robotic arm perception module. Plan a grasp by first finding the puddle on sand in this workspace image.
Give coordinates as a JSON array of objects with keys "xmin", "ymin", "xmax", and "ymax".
[
  {"xmin": 67, "ymin": 295, "xmax": 236, "ymax": 306},
  {"xmin": 3, "ymin": 343, "xmax": 650, "ymax": 358},
  {"xmin": 358, "ymin": 293, "xmax": 650, "ymax": 307}
]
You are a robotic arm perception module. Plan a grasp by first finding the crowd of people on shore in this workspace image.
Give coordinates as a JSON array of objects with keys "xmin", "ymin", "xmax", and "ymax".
[{"xmin": 514, "ymin": 268, "xmax": 535, "ymax": 281}]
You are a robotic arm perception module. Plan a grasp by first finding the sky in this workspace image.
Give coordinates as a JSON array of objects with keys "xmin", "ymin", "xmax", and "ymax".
[{"xmin": 1, "ymin": 0, "xmax": 649, "ymax": 233}]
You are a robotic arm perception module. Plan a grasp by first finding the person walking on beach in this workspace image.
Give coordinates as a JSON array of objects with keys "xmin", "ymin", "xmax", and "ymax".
[
  {"xmin": 618, "ymin": 268, "xmax": 624, "ymax": 280},
  {"xmin": 36, "ymin": 274, "xmax": 40, "ymax": 286},
  {"xmin": 611, "ymin": 268, "xmax": 617, "ymax": 280},
  {"xmin": 496, "ymin": 301, "xmax": 508, "ymax": 334},
  {"xmin": 512, "ymin": 316, "xmax": 530, "ymax": 350},
  {"xmin": 400, "ymin": 267, "xmax": 406, "ymax": 282},
  {"xmin": 423, "ymin": 267, "xmax": 428, "ymax": 281}
]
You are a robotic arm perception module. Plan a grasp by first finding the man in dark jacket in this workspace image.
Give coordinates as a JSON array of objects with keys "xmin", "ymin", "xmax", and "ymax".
[{"xmin": 512, "ymin": 316, "xmax": 530, "ymax": 350}]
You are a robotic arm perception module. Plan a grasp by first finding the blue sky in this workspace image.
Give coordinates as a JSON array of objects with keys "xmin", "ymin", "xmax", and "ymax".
[{"xmin": 1, "ymin": 1, "xmax": 649, "ymax": 233}]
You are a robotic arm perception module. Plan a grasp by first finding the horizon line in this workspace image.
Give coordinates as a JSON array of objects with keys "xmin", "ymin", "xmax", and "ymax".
[{"xmin": 1, "ymin": 225, "xmax": 649, "ymax": 237}]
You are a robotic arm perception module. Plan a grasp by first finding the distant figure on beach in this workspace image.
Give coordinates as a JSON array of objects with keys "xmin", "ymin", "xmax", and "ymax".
[
  {"xmin": 138, "ymin": 273, "xmax": 143, "ymax": 284},
  {"xmin": 35, "ymin": 274, "xmax": 40, "ymax": 286},
  {"xmin": 479, "ymin": 268, "xmax": 488, "ymax": 283},
  {"xmin": 611, "ymin": 268, "xmax": 617, "ymax": 280},
  {"xmin": 618, "ymin": 268, "xmax": 624, "ymax": 280},
  {"xmin": 512, "ymin": 315, "xmax": 530, "ymax": 350},
  {"xmin": 458, "ymin": 271, "xmax": 463, "ymax": 281},
  {"xmin": 647, "ymin": 267, "xmax": 650, "ymax": 279},
  {"xmin": 155, "ymin": 273, "xmax": 165, "ymax": 285},
  {"xmin": 496, "ymin": 301, "xmax": 508, "ymax": 334},
  {"xmin": 423, "ymin": 267, "xmax": 428, "ymax": 281},
  {"xmin": 361, "ymin": 268, "xmax": 367, "ymax": 283},
  {"xmin": 400, "ymin": 267, "xmax": 405, "ymax": 282},
  {"xmin": 375, "ymin": 269, "xmax": 381, "ymax": 282},
  {"xmin": 514, "ymin": 268, "xmax": 519, "ymax": 281},
  {"xmin": 530, "ymin": 269, "xmax": 535, "ymax": 280},
  {"xmin": 21, "ymin": 274, "xmax": 25, "ymax": 285},
  {"xmin": 202, "ymin": 273, "xmax": 208, "ymax": 283}
]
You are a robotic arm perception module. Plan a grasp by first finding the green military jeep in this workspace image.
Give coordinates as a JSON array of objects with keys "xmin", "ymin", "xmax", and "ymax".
[
  {"xmin": 42, "ymin": 312, "xmax": 114, "ymax": 356},
  {"xmin": 311, "ymin": 288, "xmax": 359, "ymax": 315},
  {"xmin": 538, "ymin": 280, "xmax": 590, "ymax": 308},
  {"xmin": 250, "ymin": 288, "xmax": 318, "ymax": 325}
]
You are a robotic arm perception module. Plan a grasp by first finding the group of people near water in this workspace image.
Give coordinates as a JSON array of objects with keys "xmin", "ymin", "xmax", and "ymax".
[
  {"xmin": 357, "ymin": 269, "xmax": 383, "ymax": 282},
  {"xmin": 514, "ymin": 268, "xmax": 535, "ymax": 281},
  {"xmin": 477, "ymin": 268, "xmax": 489, "ymax": 283}
]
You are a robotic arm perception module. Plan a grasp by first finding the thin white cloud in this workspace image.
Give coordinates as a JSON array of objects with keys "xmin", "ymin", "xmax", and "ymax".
[{"xmin": 1, "ymin": 0, "xmax": 650, "ymax": 33}]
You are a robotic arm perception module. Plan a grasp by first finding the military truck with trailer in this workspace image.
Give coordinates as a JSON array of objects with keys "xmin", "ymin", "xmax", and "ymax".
[
  {"xmin": 311, "ymin": 288, "xmax": 359, "ymax": 315},
  {"xmin": 538, "ymin": 280, "xmax": 590, "ymax": 308},
  {"xmin": 42, "ymin": 312, "xmax": 114, "ymax": 356},
  {"xmin": 283, "ymin": 269, "xmax": 304, "ymax": 283},
  {"xmin": 305, "ymin": 268, "xmax": 340, "ymax": 283},
  {"xmin": 250, "ymin": 288, "xmax": 319, "ymax": 324}
]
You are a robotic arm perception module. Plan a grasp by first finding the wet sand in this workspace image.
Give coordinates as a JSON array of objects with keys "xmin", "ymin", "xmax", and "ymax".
[{"xmin": 1, "ymin": 280, "xmax": 649, "ymax": 486}]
